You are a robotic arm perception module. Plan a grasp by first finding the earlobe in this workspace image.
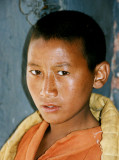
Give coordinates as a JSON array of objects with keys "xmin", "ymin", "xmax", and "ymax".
[{"xmin": 93, "ymin": 61, "xmax": 110, "ymax": 89}]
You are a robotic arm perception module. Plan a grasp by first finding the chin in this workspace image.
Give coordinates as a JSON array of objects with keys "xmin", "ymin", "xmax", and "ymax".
[{"xmin": 42, "ymin": 115, "xmax": 65, "ymax": 125}]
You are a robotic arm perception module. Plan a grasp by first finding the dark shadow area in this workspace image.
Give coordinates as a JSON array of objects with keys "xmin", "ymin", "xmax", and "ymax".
[{"xmin": 21, "ymin": 27, "xmax": 36, "ymax": 111}]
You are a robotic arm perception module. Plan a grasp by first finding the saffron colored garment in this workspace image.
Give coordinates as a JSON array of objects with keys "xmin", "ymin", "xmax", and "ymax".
[{"xmin": 15, "ymin": 121, "xmax": 102, "ymax": 160}]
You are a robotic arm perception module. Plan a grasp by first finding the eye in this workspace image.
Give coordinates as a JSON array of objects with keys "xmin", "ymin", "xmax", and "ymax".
[
  {"xmin": 30, "ymin": 70, "xmax": 41, "ymax": 75},
  {"xmin": 57, "ymin": 71, "xmax": 70, "ymax": 76}
]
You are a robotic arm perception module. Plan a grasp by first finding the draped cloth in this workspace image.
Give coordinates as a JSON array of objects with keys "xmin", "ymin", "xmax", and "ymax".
[{"xmin": 15, "ymin": 121, "xmax": 102, "ymax": 160}]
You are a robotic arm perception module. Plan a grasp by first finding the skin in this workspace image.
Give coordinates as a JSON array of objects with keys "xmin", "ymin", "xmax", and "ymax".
[
  {"xmin": 26, "ymin": 37, "xmax": 110, "ymax": 158},
  {"xmin": 27, "ymin": 37, "xmax": 98, "ymax": 125}
]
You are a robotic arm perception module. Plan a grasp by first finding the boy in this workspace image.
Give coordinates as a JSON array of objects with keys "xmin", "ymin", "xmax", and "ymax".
[{"xmin": 0, "ymin": 10, "xmax": 119, "ymax": 160}]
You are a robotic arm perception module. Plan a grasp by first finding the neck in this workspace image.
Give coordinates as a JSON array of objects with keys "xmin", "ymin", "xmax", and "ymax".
[{"xmin": 49, "ymin": 107, "xmax": 99, "ymax": 140}]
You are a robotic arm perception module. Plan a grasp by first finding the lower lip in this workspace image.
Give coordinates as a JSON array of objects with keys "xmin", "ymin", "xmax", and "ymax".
[{"xmin": 41, "ymin": 106, "xmax": 60, "ymax": 113}]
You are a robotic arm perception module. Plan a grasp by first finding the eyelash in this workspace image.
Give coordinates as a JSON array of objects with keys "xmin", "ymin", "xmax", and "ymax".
[
  {"xmin": 57, "ymin": 71, "xmax": 70, "ymax": 76},
  {"xmin": 30, "ymin": 70, "xmax": 70, "ymax": 76},
  {"xmin": 30, "ymin": 70, "xmax": 41, "ymax": 75}
]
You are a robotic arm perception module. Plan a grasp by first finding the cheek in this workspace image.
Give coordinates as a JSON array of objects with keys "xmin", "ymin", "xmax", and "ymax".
[
  {"xmin": 59, "ymin": 75, "xmax": 93, "ymax": 104},
  {"xmin": 59, "ymin": 76, "xmax": 84, "ymax": 95},
  {"xmin": 27, "ymin": 76, "xmax": 39, "ymax": 98},
  {"xmin": 57, "ymin": 78, "xmax": 80, "ymax": 106},
  {"xmin": 27, "ymin": 76, "xmax": 33, "ymax": 91}
]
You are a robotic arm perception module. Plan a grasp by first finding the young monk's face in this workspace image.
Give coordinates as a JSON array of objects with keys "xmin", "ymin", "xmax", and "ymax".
[{"xmin": 27, "ymin": 38, "xmax": 95, "ymax": 124}]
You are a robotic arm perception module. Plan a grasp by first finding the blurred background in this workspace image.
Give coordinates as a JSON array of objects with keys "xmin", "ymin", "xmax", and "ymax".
[{"xmin": 0, "ymin": 0, "xmax": 119, "ymax": 148}]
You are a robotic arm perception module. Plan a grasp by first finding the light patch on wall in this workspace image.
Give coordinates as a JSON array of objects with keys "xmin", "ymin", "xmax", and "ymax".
[
  {"xmin": 25, "ymin": 110, "xmax": 28, "ymax": 114},
  {"xmin": 19, "ymin": 0, "xmax": 65, "ymax": 25},
  {"xmin": 12, "ymin": 117, "xmax": 15, "ymax": 124},
  {"xmin": 111, "ymin": 77, "xmax": 119, "ymax": 89},
  {"xmin": 114, "ymin": 33, "xmax": 119, "ymax": 52},
  {"xmin": 110, "ymin": 0, "xmax": 119, "ymax": 108},
  {"xmin": 117, "ymin": 72, "xmax": 119, "ymax": 77}
]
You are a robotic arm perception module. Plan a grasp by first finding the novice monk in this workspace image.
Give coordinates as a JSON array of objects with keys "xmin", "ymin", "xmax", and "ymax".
[{"xmin": 0, "ymin": 10, "xmax": 119, "ymax": 160}]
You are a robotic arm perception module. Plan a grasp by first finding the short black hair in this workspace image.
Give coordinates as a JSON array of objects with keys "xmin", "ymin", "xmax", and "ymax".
[{"xmin": 31, "ymin": 10, "xmax": 106, "ymax": 71}]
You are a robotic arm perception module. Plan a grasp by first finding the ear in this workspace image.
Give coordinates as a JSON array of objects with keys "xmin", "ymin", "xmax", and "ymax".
[{"xmin": 93, "ymin": 61, "xmax": 110, "ymax": 89}]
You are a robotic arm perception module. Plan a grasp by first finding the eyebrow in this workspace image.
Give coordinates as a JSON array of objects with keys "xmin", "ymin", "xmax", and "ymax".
[
  {"xmin": 27, "ymin": 62, "xmax": 71, "ymax": 67},
  {"xmin": 27, "ymin": 63, "xmax": 41, "ymax": 67},
  {"xmin": 55, "ymin": 63, "xmax": 71, "ymax": 67}
]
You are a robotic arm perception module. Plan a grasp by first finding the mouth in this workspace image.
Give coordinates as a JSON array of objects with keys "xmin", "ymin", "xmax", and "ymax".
[{"xmin": 41, "ymin": 104, "xmax": 60, "ymax": 113}]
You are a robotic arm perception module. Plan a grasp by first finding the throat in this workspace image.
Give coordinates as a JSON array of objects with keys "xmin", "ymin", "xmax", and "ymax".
[
  {"xmin": 50, "ymin": 110, "xmax": 99, "ymax": 140},
  {"xmin": 34, "ymin": 110, "xmax": 99, "ymax": 159}
]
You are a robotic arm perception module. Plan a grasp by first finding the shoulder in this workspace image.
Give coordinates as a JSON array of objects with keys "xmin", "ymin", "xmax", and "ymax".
[
  {"xmin": 15, "ymin": 121, "xmax": 49, "ymax": 160},
  {"xmin": 14, "ymin": 122, "xmax": 43, "ymax": 160},
  {"xmin": 17, "ymin": 123, "xmax": 41, "ymax": 150},
  {"xmin": 0, "ymin": 111, "xmax": 42, "ymax": 160},
  {"xmin": 84, "ymin": 143, "xmax": 102, "ymax": 160}
]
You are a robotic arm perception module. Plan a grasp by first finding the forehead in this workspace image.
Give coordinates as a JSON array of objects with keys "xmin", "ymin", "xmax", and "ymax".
[{"xmin": 27, "ymin": 37, "xmax": 87, "ymax": 67}]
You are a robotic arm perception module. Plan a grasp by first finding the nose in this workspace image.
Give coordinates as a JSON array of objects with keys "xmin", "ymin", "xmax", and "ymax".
[{"xmin": 40, "ymin": 73, "xmax": 58, "ymax": 98}]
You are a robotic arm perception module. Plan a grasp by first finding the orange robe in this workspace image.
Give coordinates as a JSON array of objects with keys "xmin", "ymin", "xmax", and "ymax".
[{"xmin": 15, "ymin": 121, "xmax": 102, "ymax": 160}]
